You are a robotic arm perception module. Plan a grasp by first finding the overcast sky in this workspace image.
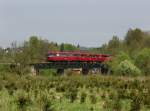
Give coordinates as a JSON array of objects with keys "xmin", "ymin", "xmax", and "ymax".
[{"xmin": 0, "ymin": 0, "xmax": 150, "ymax": 47}]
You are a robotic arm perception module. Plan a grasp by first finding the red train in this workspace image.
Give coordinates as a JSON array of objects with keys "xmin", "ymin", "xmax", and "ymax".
[{"xmin": 47, "ymin": 51, "xmax": 111, "ymax": 62}]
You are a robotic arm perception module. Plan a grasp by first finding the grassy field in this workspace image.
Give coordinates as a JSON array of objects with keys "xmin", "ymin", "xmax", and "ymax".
[{"xmin": 0, "ymin": 73, "xmax": 150, "ymax": 111}]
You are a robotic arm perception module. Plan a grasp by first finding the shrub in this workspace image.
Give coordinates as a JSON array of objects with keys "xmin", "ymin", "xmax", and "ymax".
[
  {"xmin": 65, "ymin": 87, "xmax": 78, "ymax": 103},
  {"xmin": 115, "ymin": 60, "xmax": 141, "ymax": 76},
  {"xmin": 113, "ymin": 99, "xmax": 122, "ymax": 111},
  {"xmin": 15, "ymin": 90, "xmax": 31, "ymax": 111},
  {"xmin": 80, "ymin": 91, "xmax": 87, "ymax": 103},
  {"xmin": 108, "ymin": 51, "xmax": 131, "ymax": 74},
  {"xmin": 130, "ymin": 98, "xmax": 142, "ymax": 111},
  {"xmin": 135, "ymin": 48, "xmax": 150, "ymax": 75},
  {"xmin": 89, "ymin": 93, "xmax": 97, "ymax": 104},
  {"xmin": 0, "ymin": 65, "xmax": 10, "ymax": 73},
  {"xmin": 42, "ymin": 97, "xmax": 54, "ymax": 111},
  {"xmin": 103, "ymin": 99, "xmax": 114, "ymax": 110}
]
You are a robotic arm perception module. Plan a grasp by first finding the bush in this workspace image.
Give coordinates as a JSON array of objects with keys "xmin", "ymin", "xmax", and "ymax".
[
  {"xmin": 89, "ymin": 93, "xmax": 97, "ymax": 104},
  {"xmin": 65, "ymin": 87, "xmax": 78, "ymax": 103},
  {"xmin": 135, "ymin": 48, "xmax": 150, "ymax": 75},
  {"xmin": 0, "ymin": 64, "xmax": 10, "ymax": 73},
  {"xmin": 108, "ymin": 52, "xmax": 131, "ymax": 74},
  {"xmin": 15, "ymin": 90, "xmax": 31, "ymax": 111},
  {"xmin": 115, "ymin": 60, "xmax": 141, "ymax": 76},
  {"xmin": 41, "ymin": 97, "xmax": 54, "ymax": 111},
  {"xmin": 80, "ymin": 91, "xmax": 87, "ymax": 104}
]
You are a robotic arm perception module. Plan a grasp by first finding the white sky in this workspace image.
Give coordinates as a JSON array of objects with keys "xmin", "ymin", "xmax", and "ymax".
[{"xmin": 0, "ymin": 0, "xmax": 150, "ymax": 47}]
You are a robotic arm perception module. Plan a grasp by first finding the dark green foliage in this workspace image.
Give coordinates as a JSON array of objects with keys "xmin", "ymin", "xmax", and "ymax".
[
  {"xmin": 89, "ymin": 94, "xmax": 97, "ymax": 104},
  {"xmin": 113, "ymin": 99, "xmax": 122, "ymax": 111},
  {"xmin": 0, "ymin": 65, "xmax": 10, "ymax": 73},
  {"xmin": 135, "ymin": 48, "xmax": 150, "ymax": 75},
  {"xmin": 41, "ymin": 97, "xmax": 54, "ymax": 111},
  {"xmin": 16, "ymin": 94, "xmax": 31, "ymax": 111},
  {"xmin": 107, "ymin": 36, "xmax": 122, "ymax": 54},
  {"xmin": 125, "ymin": 28, "xmax": 144, "ymax": 49},
  {"xmin": 90, "ymin": 107, "xmax": 94, "ymax": 111},
  {"xmin": 130, "ymin": 99, "xmax": 141, "ymax": 111},
  {"xmin": 60, "ymin": 43, "xmax": 79, "ymax": 51},
  {"xmin": 65, "ymin": 86, "xmax": 78, "ymax": 103},
  {"xmin": 60, "ymin": 43, "xmax": 64, "ymax": 51},
  {"xmin": 80, "ymin": 92, "xmax": 87, "ymax": 103},
  {"xmin": 43, "ymin": 101, "xmax": 54, "ymax": 111}
]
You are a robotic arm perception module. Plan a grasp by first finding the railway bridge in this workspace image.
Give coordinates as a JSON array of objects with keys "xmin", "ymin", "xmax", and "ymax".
[
  {"xmin": 31, "ymin": 61, "xmax": 109, "ymax": 75},
  {"xmin": 0, "ymin": 51, "xmax": 111, "ymax": 75}
]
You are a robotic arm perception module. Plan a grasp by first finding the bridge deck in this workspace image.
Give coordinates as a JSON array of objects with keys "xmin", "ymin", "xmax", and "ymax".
[{"xmin": 32, "ymin": 61, "xmax": 103, "ymax": 69}]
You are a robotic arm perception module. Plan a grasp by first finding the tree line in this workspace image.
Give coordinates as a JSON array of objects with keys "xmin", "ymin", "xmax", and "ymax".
[{"xmin": 0, "ymin": 28, "xmax": 150, "ymax": 75}]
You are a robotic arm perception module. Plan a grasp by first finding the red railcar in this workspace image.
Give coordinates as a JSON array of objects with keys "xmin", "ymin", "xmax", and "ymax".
[{"xmin": 47, "ymin": 51, "xmax": 111, "ymax": 62}]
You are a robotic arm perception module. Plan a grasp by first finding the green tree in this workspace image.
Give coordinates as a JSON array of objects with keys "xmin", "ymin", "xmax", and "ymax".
[
  {"xmin": 124, "ymin": 28, "xmax": 144, "ymax": 50},
  {"xmin": 49, "ymin": 42, "xmax": 59, "ymax": 51},
  {"xmin": 9, "ymin": 36, "xmax": 58, "ymax": 74},
  {"xmin": 135, "ymin": 48, "xmax": 150, "ymax": 75},
  {"xmin": 27, "ymin": 36, "xmax": 40, "ymax": 62},
  {"xmin": 143, "ymin": 33, "xmax": 150, "ymax": 48},
  {"xmin": 107, "ymin": 36, "xmax": 122, "ymax": 54},
  {"xmin": 0, "ymin": 47, "xmax": 4, "ymax": 61},
  {"xmin": 64, "ymin": 43, "xmax": 79, "ymax": 51},
  {"xmin": 60, "ymin": 43, "xmax": 79, "ymax": 51},
  {"xmin": 60, "ymin": 43, "xmax": 64, "ymax": 52}
]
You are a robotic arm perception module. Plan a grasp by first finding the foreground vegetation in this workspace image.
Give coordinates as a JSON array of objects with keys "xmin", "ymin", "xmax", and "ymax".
[{"xmin": 0, "ymin": 72, "xmax": 150, "ymax": 111}]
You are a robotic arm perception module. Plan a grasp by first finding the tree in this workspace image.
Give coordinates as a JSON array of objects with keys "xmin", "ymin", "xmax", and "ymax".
[
  {"xmin": 60, "ymin": 43, "xmax": 79, "ymax": 51},
  {"xmin": 143, "ymin": 33, "xmax": 150, "ymax": 48},
  {"xmin": 64, "ymin": 44, "xmax": 79, "ymax": 51},
  {"xmin": 24, "ymin": 36, "xmax": 57, "ymax": 63},
  {"xmin": 135, "ymin": 48, "xmax": 150, "ymax": 75},
  {"xmin": 107, "ymin": 36, "xmax": 122, "ymax": 54},
  {"xmin": 124, "ymin": 28, "xmax": 144, "ymax": 50},
  {"xmin": 0, "ymin": 47, "xmax": 4, "ymax": 61},
  {"xmin": 49, "ymin": 42, "xmax": 59, "ymax": 51},
  {"xmin": 77, "ymin": 44, "xmax": 80, "ymax": 48},
  {"xmin": 28, "ymin": 36, "xmax": 40, "ymax": 62},
  {"xmin": 60, "ymin": 43, "xmax": 64, "ymax": 52}
]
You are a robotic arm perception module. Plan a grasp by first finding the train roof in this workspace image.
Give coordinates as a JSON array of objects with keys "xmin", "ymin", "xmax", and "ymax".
[{"xmin": 48, "ymin": 51, "xmax": 111, "ymax": 57}]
